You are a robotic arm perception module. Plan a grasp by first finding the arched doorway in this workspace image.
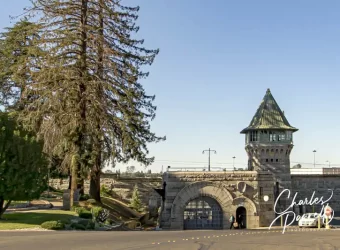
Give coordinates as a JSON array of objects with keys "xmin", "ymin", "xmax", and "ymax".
[
  {"xmin": 236, "ymin": 206, "xmax": 247, "ymax": 229},
  {"xmin": 183, "ymin": 196, "xmax": 223, "ymax": 230}
]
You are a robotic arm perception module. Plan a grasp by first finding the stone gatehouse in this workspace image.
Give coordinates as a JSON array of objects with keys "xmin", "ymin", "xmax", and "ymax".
[
  {"xmin": 158, "ymin": 88, "xmax": 340, "ymax": 230},
  {"xmin": 159, "ymin": 171, "xmax": 274, "ymax": 230}
]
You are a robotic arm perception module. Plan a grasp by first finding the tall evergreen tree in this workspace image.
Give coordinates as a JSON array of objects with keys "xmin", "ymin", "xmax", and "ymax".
[
  {"xmin": 7, "ymin": 0, "xmax": 165, "ymax": 206},
  {"xmin": 0, "ymin": 20, "xmax": 43, "ymax": 110},
  {"xmin": 85, "ymin": 0, "xmax": 166, "ymax": 201}
]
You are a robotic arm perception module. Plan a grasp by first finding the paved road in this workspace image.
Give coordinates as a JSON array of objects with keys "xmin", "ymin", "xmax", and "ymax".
[{"xmin": 0, "ymin": 228, "xmax": 339, "ymax": 250}]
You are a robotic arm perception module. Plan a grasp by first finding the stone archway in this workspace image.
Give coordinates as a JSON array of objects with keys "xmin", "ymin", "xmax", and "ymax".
[
  {"xmin": 232, "ymin": 196, "xmax": 258, "ymax": 229},
  {"xmin": 236, "ymin": 206, "xmax": 247, "ymax": 228},
  {"xmin": 183, "ymin": 196, "xmax": 223, "ymax": 230},
  {"xmin": 170, "ymin": 181, "xmax": 234, "ymax": 229}
]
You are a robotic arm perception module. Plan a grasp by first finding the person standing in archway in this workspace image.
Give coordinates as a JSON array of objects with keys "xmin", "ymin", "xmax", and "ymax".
[
  {"xmin": 229, "ymin": 214, "xmax": 235, "ymax": 229},
  {"xmin": 237, "ymin": 214, "xmax": 243, "ymax": 229}
]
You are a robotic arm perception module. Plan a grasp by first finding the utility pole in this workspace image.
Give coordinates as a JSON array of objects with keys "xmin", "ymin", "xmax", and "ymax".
[
  {"xmin": 202, "ymin": 148, "xmax": 216, "ymax": 171},
  {"xmin": 313, "ymin": 150, "xmax": 317, "ymax": 168},
  {"xmin": 233, "ymin": 156, "xmax": 236, "ymax": 170}
]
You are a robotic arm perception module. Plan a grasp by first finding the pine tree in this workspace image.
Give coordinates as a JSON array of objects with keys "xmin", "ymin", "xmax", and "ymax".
[
  {"xmin": 0, "ymin": 20, "xmax": 43, "ymax": 110},
  {"xmin": 1, "ymin": 0, "xmax": 165, "ymax": 206},
  {"xmin": 130, "ymin": 185, "xmax": 142, "ymax": 212}
]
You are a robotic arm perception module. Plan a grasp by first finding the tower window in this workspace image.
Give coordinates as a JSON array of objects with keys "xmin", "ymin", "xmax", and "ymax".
[
  {"xmin": 275, "ymin": 149, "xmax": 278, "ymax": 153},
  {"xmin": 269, "ymin": 131, "xmax": 277, "ymax": 141},
  {"xmin": 286, "ymin": 131, "xmax": 292, "ymax": 140},
  {"xmin": 271, "ymin": 159, "xmax": 273, "ymax": 162},
  {"xmin": 280, "ymin": 149, "xmax": 283, "ymax": 154},
  {"xmin": 250, "ymin": 131, "xmax": 258, "ymax": 141},
  {"xmin": 266, "ymin": 149, "xmax": 269, "ymax": 153},
  {"xmin": 266, "ymin": 159, "xmax": 268, "ymax": 162},
  {"xmin": 276, "ymin": 159, "xmax": 279, "ymax": 162}
]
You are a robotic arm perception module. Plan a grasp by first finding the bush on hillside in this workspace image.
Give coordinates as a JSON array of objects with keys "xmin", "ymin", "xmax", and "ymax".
[
  {"xmin": 70, "ymin": 222, "xmax": 86, "ymax": 230},
  {"xmin": 71, "ymin": 205, "xmax": 81, "ymax": 212},
  {"xmin": 41, "ymin": 221, "xmax": 65, "ymax": 230},
  {"xmin": 79, "ymin": 210, "xmax": 92, "ymax": 219},
  {"xmin": 79, "ymin": 194, "xmax": 90, "ymax": 201},
  {"xmin": 91, "ymin": 206, "xmax": 103, "ymax": 218},
  {"xmin": 130, "ymin": 185, "xmax": 143, "ymax": 212},
  {"xmin": 77, "ymin": 220, "xmax": 95, "ymax": 230}
]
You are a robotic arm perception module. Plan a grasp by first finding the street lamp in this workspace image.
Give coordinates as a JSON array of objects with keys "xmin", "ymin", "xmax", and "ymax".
[
  {"xmin": 313, "ymin": 150, "xmax": 316, "ymax": 168},
  {"xmin": 326, "ymin": 161, "xmax": 330, "ymax": 168},
  {"xmin": 232, "ymin": 156, "xmax": 236, "ymax": 170}
]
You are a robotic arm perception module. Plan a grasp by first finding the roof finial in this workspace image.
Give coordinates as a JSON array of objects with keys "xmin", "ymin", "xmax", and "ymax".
[{"xmin": 266, "ymin": 88, "xmax": 271, "ymax": 94}]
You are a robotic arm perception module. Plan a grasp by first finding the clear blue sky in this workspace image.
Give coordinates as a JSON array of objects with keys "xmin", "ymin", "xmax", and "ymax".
[{"xmin": 2, "ymin": 0, "xmax": 340, "ymax": 172}]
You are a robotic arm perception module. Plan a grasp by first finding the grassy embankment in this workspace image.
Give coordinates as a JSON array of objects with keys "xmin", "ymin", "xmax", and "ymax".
[{"xmin": 0, "ymin": 210, "xmax": 77, "ymax": 230}]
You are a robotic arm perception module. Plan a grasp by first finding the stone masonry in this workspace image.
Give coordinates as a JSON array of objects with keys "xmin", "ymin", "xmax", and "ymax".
[
  {"xmin": 291, "ymin": 174, "xmax": 340, "ymax": 215},
  {"xmin": 160, "ymin": 170, "xmax": 275, "ymax": 229}
]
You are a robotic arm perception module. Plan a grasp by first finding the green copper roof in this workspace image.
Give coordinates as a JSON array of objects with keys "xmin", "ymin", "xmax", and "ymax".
[{"xmin": 240, "ymin": 89, "xmax": 298, "ymax": 133}]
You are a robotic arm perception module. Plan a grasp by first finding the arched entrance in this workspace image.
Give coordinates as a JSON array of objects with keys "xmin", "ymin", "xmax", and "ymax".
[
  {"xmin": 183, "ymin": 196, "xmax": 223, "ymax": 230},
  {"xmin": 236, "ymin": 206, "xmax": 247, "ymax": 229}
]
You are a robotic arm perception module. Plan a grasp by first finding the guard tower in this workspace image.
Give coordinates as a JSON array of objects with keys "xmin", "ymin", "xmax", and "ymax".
[{"xmin": 240, "ymin": 89, "xmax": 298, "ymax": 211}]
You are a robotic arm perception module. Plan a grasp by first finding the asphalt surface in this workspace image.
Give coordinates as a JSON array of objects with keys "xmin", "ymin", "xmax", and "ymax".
[{"xmin": 1, "ymin": 228, "xmax": 340, "ymax": 250}]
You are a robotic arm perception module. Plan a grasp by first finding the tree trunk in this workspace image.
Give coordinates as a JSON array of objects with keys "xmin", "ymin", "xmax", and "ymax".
[
  {"xmin": 88, "ymin": 0, "xmax": 104, "ymax": 204},
  {"xmin": 70, "ymin": 0, "xmax": 88, "ymax": 208},
  {"xmin": 68, "ymin": 175, "xmax": 72, "ymax": 189},
  {"xmin": 70, "ymin": 155, "xmax": 78, "ymax": 208},
  {"xmin": 77, "ymin": 171, "xmax": 84, "ymax": 196},
  {"xmin": 0, "ymin": 198, "xmax": 11, "ymax": 219},
  {"xmin": 89, "ymin": 166, "xmax": 101, "ymax": 202},
  {"xmin": 77, "ymin": 179, "xmax": 84, "ymax": 196}
]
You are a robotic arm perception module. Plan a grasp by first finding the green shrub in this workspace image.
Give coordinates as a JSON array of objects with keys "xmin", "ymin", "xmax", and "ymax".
[
  {"xmin": 91, "ymin": 206, "xmax": 103, "ymax": 219},
  {"xmin": 71, "ymin": 205, "xmax": 81, "ymax": 212},
  {"xmin": 105, "ymin": 219, "xmax": 113, "ymax": 225},
  {"xmin": 70, "ymin": 223, "xmax": 86, "ymax": 230},
  {"xmin": 77, "ymin": 220, "xmax": 95, "ymax": 230},
  {"xmin": 79, "ymin": 211, "xmax": 92, "ymax": 219},
  {"xmin": 100, "ymin": 185, "xmax": 110, "ymax": 197},
  {"xmin": 86, "ymin": 221, "xmax": 95, "ymax": 230},
  {"xmin": 59, "ymin": 218, "xmax": 71, "ymax": 225},
  {"xmin": 79, "ymin": 194, "xmax": 91, "ymax": 201},
  {"xmin": 75, "ymin": 207, "xmax": 86, "ymax": 214},
  {"xmin": 41, "ymin": 221, "xmax": 65, "ymax": 230},
  {"xmin": 77, "ymin": 220, "xmax": 89, "ymax": 226}
]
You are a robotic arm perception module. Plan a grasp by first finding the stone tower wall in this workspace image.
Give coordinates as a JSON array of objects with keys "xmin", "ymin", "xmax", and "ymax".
[{"xmin": 245, "ymin": 142, "xmax": 294, "ymax": 212}]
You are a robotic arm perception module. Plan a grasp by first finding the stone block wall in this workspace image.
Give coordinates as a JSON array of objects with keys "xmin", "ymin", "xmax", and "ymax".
[
  {"xmin": 291, "ymin": 174, "xmax": 340, "ymax": 214},
  {"xmin": 161, "ymin": 170, "xmax": 275, "ymax": 229}
]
